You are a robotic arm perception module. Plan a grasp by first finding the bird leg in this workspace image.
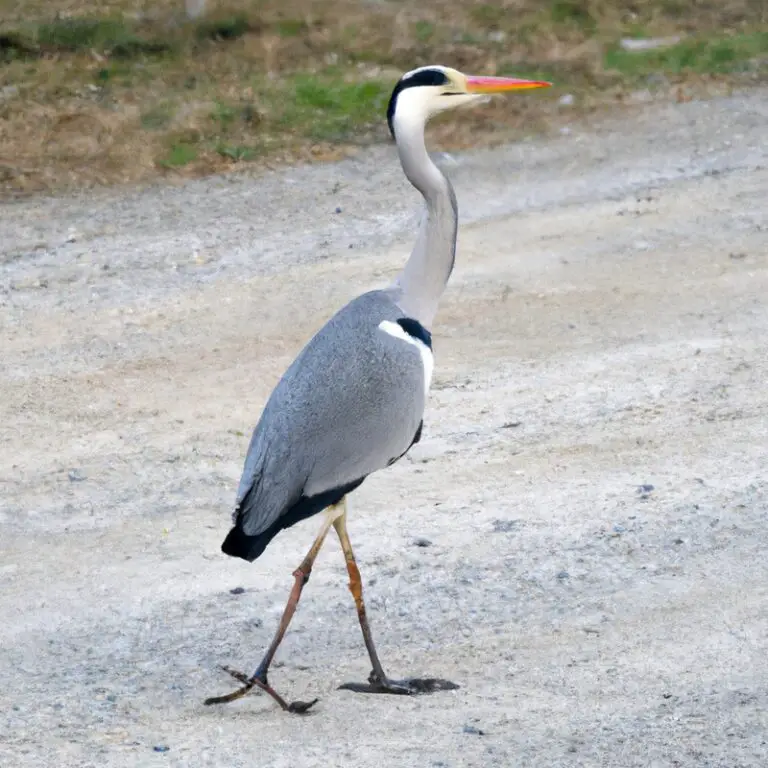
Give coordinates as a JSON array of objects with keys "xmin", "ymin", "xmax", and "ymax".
[
  {"xmin": 204, "ymin": 505, "xmax": 343, "ymax": 713},
  {"xmin": 333, "ymin": 507, "xmax": 460, "ymax": 696}
]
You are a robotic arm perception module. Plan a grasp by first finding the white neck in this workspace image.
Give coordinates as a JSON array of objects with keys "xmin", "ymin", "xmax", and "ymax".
[{"xmin": 385, "ymin": 110, "xmax": 458, "ymax": 330}]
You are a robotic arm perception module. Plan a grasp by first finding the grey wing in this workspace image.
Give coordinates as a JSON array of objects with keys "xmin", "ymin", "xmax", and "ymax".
[{"xmin": 234, "ymin": 291, "xmax": 428, "ymax": 537}]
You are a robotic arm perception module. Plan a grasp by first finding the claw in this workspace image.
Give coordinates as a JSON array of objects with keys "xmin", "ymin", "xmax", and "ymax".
[
  {"xmin": 221, "ymin": 665, "xmax": 251, "ymax": 685},
  {"xmin": 204, "ymin": 664, "xmax": 319, "ymax": 713},
  {"xmin": 287, "ymin": 698, "xmax": 320, "ymax": 714},
  {"xmin": 338, "ymin": 672, "xmax": 459, "ymax": 696}
]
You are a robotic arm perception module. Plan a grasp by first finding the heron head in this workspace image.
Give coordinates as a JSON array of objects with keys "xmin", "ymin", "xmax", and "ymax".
[
  {"xmin": 386, "ymin": 65, "xmax": 551, "ymax": 139},
  {"xmin": 387, "ymin": 65, "xmax": 552, "ymax": 137}
]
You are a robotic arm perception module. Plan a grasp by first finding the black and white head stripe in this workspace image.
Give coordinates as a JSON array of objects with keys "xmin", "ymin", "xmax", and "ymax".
[{"xmin": 386, "ymin": 67, "xmax": 451, "ymax": 139}]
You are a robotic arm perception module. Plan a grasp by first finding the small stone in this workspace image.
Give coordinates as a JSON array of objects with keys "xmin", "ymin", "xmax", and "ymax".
[
  {"xmin": 68, "ymin": 469, "xmax": 87, "ymax": 482},
  {"xmin": 500, "ymin": 420, "xmax": 521, "ymax": 429},
  {"xmin": 413, "ymin": 537, "xmax": 432, "ymax": 548},
  {"xmin": 153, "ymin": 745, "xmax": 170, "ymax": 752},
  {"xmin": 334, "ymin": 206, "xmax": 342, "ymax": 214},
  {"xmin": 558, "ymin": 93, "xmax": 575, "ymax": 106},
  {"xmin": 620, "ymin": 35, "xmax": 681, "ymax": 52},
  {"xmin": 673, "ymin": 538, "xmax": 684, "ymax": 545},
  {"xmin": 229, "ymin": 586, "xmax": 246, "ymax": 595},
  {"xmin": 463, "ymin": 724, "xmax": 485, "ymax": 736},
  {"xmin": 556, "ymin": 570, "xmax": 570, "ymax": 580},
  {"xmin": 0, "ymin": 85, "xmax": 19, "ymax": 101},
  {"xmin": 637, "ymin": 484, "xmax": 654, "ymax": 499},
  {"xmin": 492, "ymin": 519, "xmax": 518, "ymax": 533}
]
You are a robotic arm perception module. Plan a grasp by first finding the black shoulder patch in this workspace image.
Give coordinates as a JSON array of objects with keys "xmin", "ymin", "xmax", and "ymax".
[
  {"xmin": 386, "ymin": 68, "xmax": 450, "ymax": 138},
  {"xmin": 397, "ymin": 317, "xmax": 432, "ymax": 349}
]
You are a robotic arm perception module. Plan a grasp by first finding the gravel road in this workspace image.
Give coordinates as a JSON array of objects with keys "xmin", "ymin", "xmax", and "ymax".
[{"xmin": 1, "ymin": 89, "xmax": 767, "ymax": 768}]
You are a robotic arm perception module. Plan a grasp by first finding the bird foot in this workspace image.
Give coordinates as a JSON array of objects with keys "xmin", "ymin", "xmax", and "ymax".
[
  {"xmin": 338, "ymin": 670, "xmax": 459, "ymax": 696},
  {"xmin": 203, "ymin": 665, "xmax": 319, "ymax": 714}
]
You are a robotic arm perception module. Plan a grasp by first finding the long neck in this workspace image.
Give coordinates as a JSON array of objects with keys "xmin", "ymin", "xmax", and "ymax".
[{"xmin": 386, "ymin": 116, "xmax": 458, "ymax": 330}]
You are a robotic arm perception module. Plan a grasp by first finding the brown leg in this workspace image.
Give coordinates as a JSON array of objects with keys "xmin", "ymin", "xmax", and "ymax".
[
  {"xmin": 333, "ymin": 505, "xmax": 460, "ymax": 696},
  {"xmin": 204, "ymin": 504, "xmax": 342, "ymax": 713}
]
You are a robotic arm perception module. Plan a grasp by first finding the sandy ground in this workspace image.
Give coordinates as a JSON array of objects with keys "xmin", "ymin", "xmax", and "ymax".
[{"xmin": 1, "ymin": 90, "xmax": 768, "ymax": 768}]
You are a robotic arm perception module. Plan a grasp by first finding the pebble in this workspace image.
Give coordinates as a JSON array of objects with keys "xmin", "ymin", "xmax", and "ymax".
[
  {"xmin": 556, "ymin": 570, "xmax": 570, "ymax": 580},
  {"xmin": 0, "ymin": 85, "xmax": 19, "ymax": 101},
  {"xmin": 229, "ymin": 586, "xmax": 246, "ymax": 595},
  {"xmin": 620, "ymin": 35, "xmax": 681, "ymax": 52},
  {"xmin": 413, "ymin": 537, "xmax": 432, "ymax": 548},
  {"xmin": 637, "ymin": 483, "xmax": 655, "ymax": 499},
  {"xmin": 463, "ymin": 724, "xmax": 486, "ymax": 736},
  {"xmin": 68, "ymin": 469, "xmax": 87, "ymax": 482},
  {"xmin": 153, "ymin": 745, "xmax": 170, "ymax": 753}
]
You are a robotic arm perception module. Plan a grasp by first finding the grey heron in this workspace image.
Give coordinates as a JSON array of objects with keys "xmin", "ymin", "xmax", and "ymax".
[{"xmin": 204, "ymin": 65, "xmax": 551, "ymax": 713}]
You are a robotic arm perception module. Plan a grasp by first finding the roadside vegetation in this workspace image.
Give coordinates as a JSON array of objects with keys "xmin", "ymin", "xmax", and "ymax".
[{"xmin": 0, "ymin": 0, "xmax": 766, "ymax": 196}]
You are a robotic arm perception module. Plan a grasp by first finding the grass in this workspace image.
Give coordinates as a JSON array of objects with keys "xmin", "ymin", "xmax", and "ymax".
[
  {"xmin": 160, "ymin": 143, "xmax": 198, "ymax": 168},
  {"xmin": 281, "ymin": 75, "xmax": 391, "ymax": 141},
  {"xmin": 0, "ymin": 0, "xmax": 766, "ymax": 196},
  {"xmin": 605, "ymin": 31, "xmax": 768, "ymax": 77}
]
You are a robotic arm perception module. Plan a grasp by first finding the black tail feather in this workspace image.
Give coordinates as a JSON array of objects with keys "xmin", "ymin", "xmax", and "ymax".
[
  {"xmin": 221, "ymin": 525, "xmax": 276, "ymax": 562},
  {"xmin": 221, "ymin": 477, "xmax": 366, "ymax": 562}
]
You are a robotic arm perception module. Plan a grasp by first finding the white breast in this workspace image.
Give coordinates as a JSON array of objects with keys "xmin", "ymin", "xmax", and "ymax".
[{"xmin": 378, "ymin": 320, "xmax": 434, "ymax": 398}]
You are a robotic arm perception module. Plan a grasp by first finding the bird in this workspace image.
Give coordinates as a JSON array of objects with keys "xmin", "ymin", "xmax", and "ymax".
[{"xmin": 204, "ymin": 65, "xmax": 551, "ymax": 713}]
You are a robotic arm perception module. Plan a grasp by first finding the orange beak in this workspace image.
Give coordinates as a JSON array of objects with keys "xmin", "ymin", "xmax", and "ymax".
[{"xmin": 465, "ymin": 75, "xmax": 552, "ymax": 93}]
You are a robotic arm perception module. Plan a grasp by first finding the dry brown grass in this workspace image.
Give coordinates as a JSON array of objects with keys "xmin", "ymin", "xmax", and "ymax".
[{"xmin": 0, "ymin": 0, "xmax": 766, "ymax": 197}]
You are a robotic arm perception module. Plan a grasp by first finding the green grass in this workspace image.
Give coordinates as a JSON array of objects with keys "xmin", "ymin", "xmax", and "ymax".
[
  {"xmin": 274, "ymin": 19, "xmax": 308, "ymax": 37},
  {"xmin": 414, "ymin": 21, "xmax": 435, "ymax": 43},
  {"xmin": 160, "ymin": 143, "xmax": 198, "ymax": 168},
  {"xmin": 549, "ymin": 0, "xmax": 597, "ymax": 33},
  {"xmin": 41, "ymin": 17, "xmax": 170, "ymax": 57},
  {"xmin": 210, "ymin": 101, "xmax": 239, "ymax": 129},
  {"xmin": 194, "ymin": 14, "xmax": 251, "ymax": 41},
  {"xmin": 605, "ymin": 32, "xmax": 768, "ymax": 77},
  {"xmin": 215, "ymin": 143, "xmax": 262, "ymax": 161},
  {"xmin": 2, "ymin": 0, "xmax": 767, "ymax": 197},
  {"xmin": 278, "ymin": 74, "xmax": 391, "ymax": 141}
]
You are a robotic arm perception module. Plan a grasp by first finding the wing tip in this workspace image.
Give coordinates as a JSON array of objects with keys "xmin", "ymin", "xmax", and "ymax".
[{"xmin": 221, "ymin": 525, "xmax": 270, "ymax": 562}]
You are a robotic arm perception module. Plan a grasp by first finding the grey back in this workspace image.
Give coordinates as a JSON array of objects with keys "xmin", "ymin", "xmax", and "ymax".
[{"xmin": 236, "ymin": 290, "xmax": 427, "ymax": 537}]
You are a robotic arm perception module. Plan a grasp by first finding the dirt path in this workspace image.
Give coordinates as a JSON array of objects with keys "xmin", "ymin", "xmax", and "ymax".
[{"xmin": 1, "ymin": 90, "xmax": 767, "ymax": 768}]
